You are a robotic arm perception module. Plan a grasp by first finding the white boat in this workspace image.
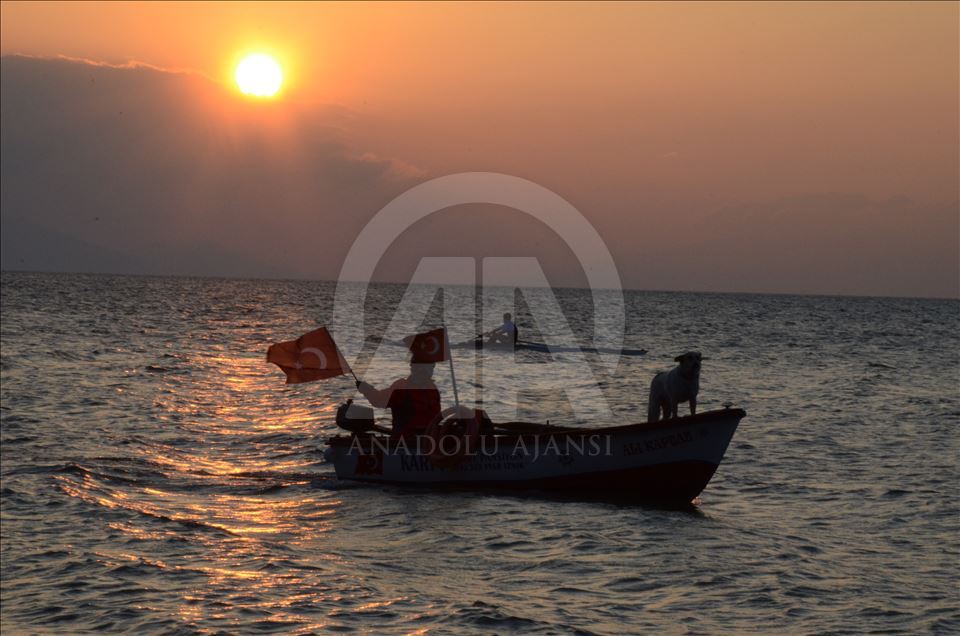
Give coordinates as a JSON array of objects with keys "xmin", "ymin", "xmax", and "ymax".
[{"xmin": 325, "ymin": 407, "xmax": 745, "ymax": 504}]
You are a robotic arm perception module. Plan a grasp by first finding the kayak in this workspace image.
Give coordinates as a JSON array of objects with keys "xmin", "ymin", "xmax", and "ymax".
[
  {"xmin": 367, "ymin": 335, "xmax": 647, "ymax": 356},
  {"xmin": 324, "ymin": 407, "xmax": 744, "ymax": 504}
]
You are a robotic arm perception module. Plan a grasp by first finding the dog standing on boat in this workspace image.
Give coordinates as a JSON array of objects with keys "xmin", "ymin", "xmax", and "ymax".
[{"xmin": 647, "ymin": 352, "xmax": 706, "ymax": 422}]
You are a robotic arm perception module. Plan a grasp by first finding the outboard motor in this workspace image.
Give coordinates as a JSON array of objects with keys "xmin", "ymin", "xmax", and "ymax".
[{"xmin": 335, "ymin": 399, "xmax": 376, "ymax": 434}]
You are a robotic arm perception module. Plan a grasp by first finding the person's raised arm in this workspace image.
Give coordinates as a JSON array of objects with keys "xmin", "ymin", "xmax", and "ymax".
[{"xmin": 357, "ymin": 380, "xmax": 397, "ymax": 408}]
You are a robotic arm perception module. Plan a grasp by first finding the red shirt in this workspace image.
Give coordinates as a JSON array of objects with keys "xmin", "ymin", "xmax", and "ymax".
[{"xmin": 360, "ymin": 378, "xmax": 441, "ymax": 437}]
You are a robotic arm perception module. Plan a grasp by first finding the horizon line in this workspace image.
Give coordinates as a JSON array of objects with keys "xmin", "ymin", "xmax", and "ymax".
[{"xmin": 2, "ymin": 268, "xmax": 957, "ymax": 302}]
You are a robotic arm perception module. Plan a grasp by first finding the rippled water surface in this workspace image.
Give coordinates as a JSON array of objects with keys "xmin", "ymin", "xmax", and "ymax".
[{"xmin": 2, "ymin": 272, "xmax": 958, "ymax": 633}]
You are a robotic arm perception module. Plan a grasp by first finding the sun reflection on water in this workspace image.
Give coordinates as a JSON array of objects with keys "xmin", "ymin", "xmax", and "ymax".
[{"xmin": 53, "ymin": 345, "xmax": 355, "ymax": 630}]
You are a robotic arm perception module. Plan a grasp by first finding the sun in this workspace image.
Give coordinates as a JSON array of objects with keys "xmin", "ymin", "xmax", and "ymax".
[{"xmin": 235, "ymin": 54, "xmax": 283, "ymax": 98}]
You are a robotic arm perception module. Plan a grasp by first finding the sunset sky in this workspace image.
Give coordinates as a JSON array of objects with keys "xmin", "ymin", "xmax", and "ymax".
[{"xmin": 1, "ymin": 1, "xmax": 957, "ymax": 297}]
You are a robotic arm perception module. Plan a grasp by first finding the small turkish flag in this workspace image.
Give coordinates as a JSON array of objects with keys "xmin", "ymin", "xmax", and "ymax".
[
  {"xmin": 403, "ymin": 328, "xmax": 449, "ymax": 363},
  {"xmin": 267, "ymin": 327, "xmax": 348, "ymax": 384}
]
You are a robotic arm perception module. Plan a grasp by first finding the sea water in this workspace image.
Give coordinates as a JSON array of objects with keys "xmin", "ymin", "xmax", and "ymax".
[{"xmin": 1, "ymin": 272, "xmax": 957, "ymax": 633}]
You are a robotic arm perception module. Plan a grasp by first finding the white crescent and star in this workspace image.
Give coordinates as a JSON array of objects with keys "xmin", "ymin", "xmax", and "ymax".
[{"xmin": 424, "ymin": 336, "xmax": 441, "ymax": 356}]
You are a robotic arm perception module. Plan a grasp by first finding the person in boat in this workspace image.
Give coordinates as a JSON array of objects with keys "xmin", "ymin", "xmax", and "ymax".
[
  {"xmin": 486, "ymin": 312, "xmax": 519, "ymax": 346},
  {"xmin": 356, "ymin": 357, "xmax": 442, "ymax": 438}
]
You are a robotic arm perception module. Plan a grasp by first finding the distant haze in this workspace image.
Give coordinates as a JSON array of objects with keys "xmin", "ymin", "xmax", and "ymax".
[{"xmin": 1, "ymin": 2, "xmax": 957, "ymax": 298}]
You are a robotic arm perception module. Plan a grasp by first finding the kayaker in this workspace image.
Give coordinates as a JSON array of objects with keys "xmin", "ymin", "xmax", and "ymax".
[
  {"xmin": 486, "ymin": 312, "xmax": 519, "ymax": 346},
  {"xmin": 356, "ymin": 360, "xmax": 442, "ymax": 438}
]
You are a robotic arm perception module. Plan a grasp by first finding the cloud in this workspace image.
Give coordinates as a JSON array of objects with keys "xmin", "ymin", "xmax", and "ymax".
[
  {"xmin": 0, "ymin": 54, "xmax": 420, "ymax": 279},
  {"xmin": 1, "ymin": 55, "xmax": 956, "ymax": 298}
]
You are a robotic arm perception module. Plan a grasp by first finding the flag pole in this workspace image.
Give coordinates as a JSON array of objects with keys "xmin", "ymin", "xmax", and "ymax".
[
  {"xmin": 333, "ymin": 340, "xmax": 361, "ymax": 385},
  {"xmin": 345, "ymin": 361, "xmax": 360, "ymax": 386},
  {"xmin": 443, "ymin": 324, "xmax": 461, "ymax": 411}
]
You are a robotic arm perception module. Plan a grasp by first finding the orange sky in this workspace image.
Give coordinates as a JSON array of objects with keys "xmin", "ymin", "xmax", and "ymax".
[
  {"xmin": 3, "ymin": 1, "xmax": 955, "ymax": 201},
  {"xmin": 1, "ymin": 1, "xmax": 957, "ymax": 296}
]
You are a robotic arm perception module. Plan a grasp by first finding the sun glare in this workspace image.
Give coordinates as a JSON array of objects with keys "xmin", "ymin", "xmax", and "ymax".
[{"xmin": 235, "ymin": 54, "xmax": 283, "ymax": 98}]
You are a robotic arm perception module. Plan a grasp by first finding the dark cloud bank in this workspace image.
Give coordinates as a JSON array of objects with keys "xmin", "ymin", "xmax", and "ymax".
[
  {"xmin": 2, "ymin": 55, "xmax": 957, "ymax": 298},
  {"xmin": 1, "ymin": 55, "xmax": 414, "ymax": 280}
]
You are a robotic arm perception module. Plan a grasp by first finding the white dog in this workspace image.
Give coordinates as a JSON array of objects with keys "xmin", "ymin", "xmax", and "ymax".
[{"xmin": 647, "ymin": 352, "xmax": 706, "ymax": 422}]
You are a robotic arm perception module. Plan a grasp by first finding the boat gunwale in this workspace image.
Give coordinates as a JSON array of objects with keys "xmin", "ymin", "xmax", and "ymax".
[{"xmin": 325, "ymin": 407, "xmax": 745, "ymax": 447}]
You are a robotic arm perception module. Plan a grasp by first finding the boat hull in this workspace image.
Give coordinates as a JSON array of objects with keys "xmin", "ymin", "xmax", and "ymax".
[{"xmin": 325, "ymin": 408, "xmax": 745, "ymax": 503}]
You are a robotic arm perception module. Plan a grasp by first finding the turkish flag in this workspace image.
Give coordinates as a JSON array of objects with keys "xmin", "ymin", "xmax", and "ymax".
[
  {"xmin": 403, "ymin": 328, "xmax": 449, "ymax": 363},
  {"xmin": 267, "ymin": 327, "xmax": 348, "ymax": 384}
]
